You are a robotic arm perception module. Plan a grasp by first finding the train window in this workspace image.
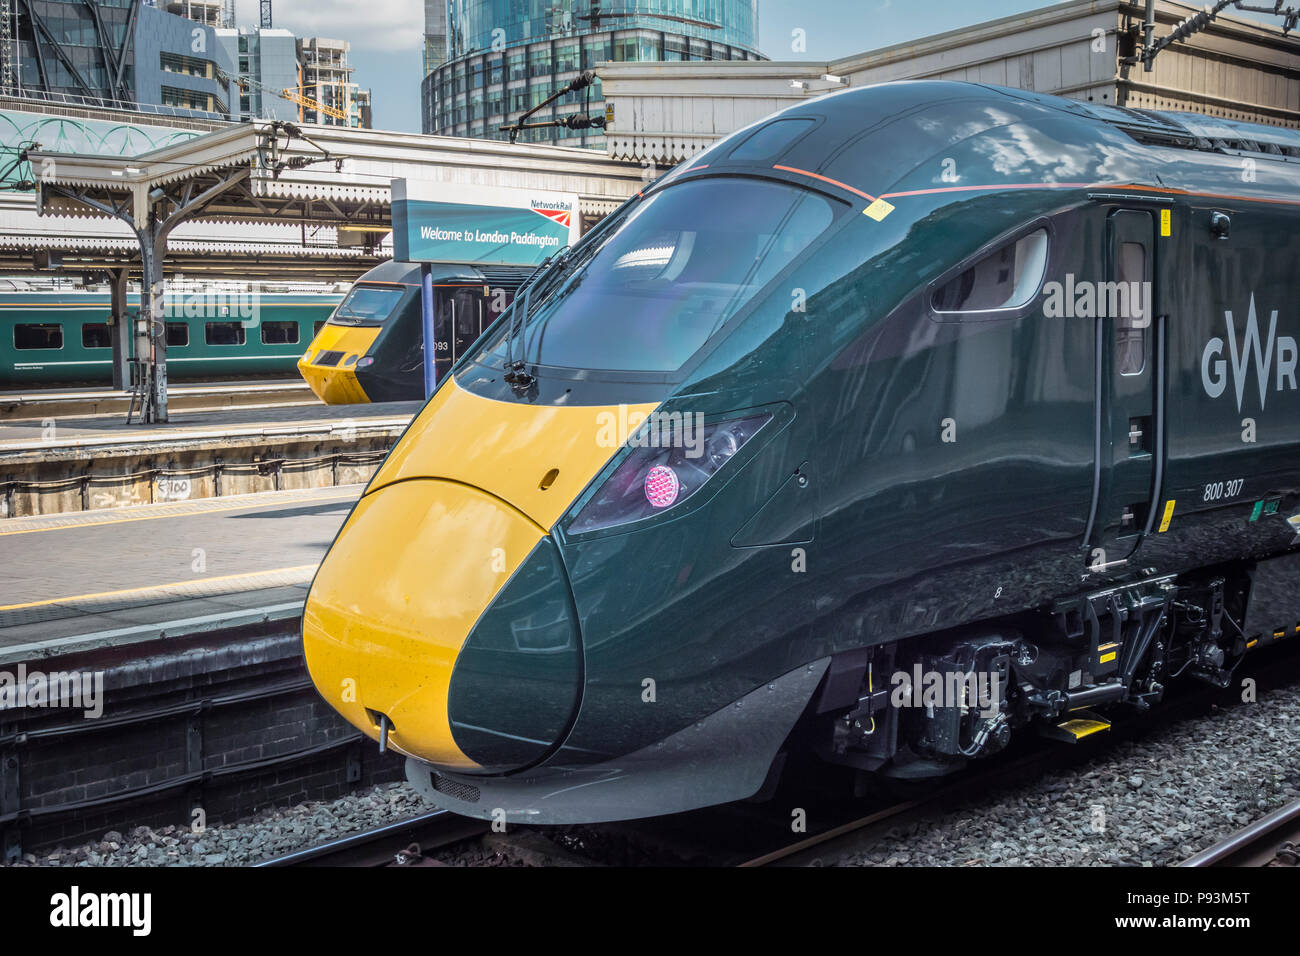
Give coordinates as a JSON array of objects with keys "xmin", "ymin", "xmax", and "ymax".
[
  {"xmin": 81, "ymin": 323, "xmax": 111, "ymax": 349},
  {"xmin": 167, "ymin": 323, "xmax": 189, "ymax": 348},
  {"xmin": 481, "ymin": 177, "xmax": 838, "ymax": 372},
  {"xmin": 314, "ymin": 321, "xmax": 326, "ymax": 336},
  {"xmin": 331, "ymin": 286, "xmax": 405, "ymax": 326},
  {"xmin": 205, "ymin": 321, "xmax": 246, "ymax": 346},
  {"xmin": 260, "ymin": 320, "xmax": 300, "ymax": 345},
  {"xmin": 728, "ymin": 118, "xmax": 817, "ymax": 161},
  {"xmin": 1115, "ymin": 241, "xmax": 1147, "ymax": 376},
  {"xmin": 14, "ymin": 323, "xmax": 63, "ymax": 350},
  {"xmin": 931, "ymin": 228, "xmax": 1049, "ymax": 316}
]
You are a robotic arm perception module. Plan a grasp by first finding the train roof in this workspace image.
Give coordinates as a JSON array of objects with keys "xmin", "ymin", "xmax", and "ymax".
[
  {"xmin": 671, "ymin": 80, "xmax": 1300, "ymax": 213},
  {"xmin": 354, "ymin": 259, "xmax": 537, "ymax": 287}
]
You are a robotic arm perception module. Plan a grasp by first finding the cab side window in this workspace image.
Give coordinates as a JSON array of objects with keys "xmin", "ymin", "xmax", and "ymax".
[{"xmin": 931, "ymin": 228, "xmax": 1049, "ymax": 316}]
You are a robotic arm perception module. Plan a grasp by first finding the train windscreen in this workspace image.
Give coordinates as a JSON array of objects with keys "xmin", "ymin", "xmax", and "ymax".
[
  {"xmin": 482, "ymin": 178, "xmax": 837, "ymax": 373},
  {"xmin": 329, "ymin": 285, "xmax": 407, "ymax": 326}
]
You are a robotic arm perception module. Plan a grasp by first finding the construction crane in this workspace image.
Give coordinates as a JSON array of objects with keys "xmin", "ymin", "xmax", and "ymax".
[{"xmin": 215, "ymin": 64, "xmax": 349, "ymax": 123}]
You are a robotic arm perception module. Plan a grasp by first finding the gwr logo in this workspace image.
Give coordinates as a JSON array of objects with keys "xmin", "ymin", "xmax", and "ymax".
[{"xmin": 1201, "ymin": 295, "xmax": 1297, "ymax": 412}]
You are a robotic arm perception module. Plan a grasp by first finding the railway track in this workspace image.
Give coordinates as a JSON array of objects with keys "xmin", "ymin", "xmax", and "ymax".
[
  {"xmin": 244, "ymin": 646, "xmax": 1300, "ymax": 869},
  {"xmin": 1180, "ymin": 799, "xmax": 1300, "ymax": 867},
  {"xmin": 254, "ymin": 810, "xmax": 489, "ymax": 867}
]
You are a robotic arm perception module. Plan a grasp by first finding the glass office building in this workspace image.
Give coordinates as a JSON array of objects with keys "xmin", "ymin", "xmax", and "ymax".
[
  {"xmin": 5, "ymin": 0, "xmax": 232, "ymax": 118},
  {"xmin": 422, "ymin": 0, "xmax": 763, "ymax": 147}
]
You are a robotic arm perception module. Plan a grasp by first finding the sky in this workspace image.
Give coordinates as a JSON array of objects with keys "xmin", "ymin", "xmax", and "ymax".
[{"xmin": 258, "ymin": 0, "xmax": 1291, "ymax": 134}]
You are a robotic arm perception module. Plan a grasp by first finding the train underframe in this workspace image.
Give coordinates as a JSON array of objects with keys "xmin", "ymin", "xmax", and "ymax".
[{"xmin": 809, "ymin": 554, "xmax": 1298, "ymax": 780}]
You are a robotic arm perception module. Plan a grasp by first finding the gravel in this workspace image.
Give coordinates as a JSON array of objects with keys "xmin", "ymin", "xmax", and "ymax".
[
  {"xmin": 826, "ymin": 679, "xmax": 1300, "ymax": 866},
  {"xmin": 5, "ymin": 782, "xmax": 434, "ymax": 867},
  {"xmin": 6, "ymin": 676, "xmax": 1298, "ymax": 868}
]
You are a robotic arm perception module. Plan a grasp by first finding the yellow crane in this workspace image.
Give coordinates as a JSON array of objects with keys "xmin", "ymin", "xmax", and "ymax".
[{"xmin": 216, "ymin": 65, "xmax": 349, "ymax": 123}]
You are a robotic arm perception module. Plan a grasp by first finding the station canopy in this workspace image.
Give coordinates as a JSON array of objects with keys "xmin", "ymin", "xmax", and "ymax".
[{"xmin": 3, "ymin": 107, "xmax": 641, "ymax": 281}]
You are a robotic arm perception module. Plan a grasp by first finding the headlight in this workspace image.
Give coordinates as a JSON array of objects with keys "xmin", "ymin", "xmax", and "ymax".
[{"xmin": 568, "ymin": 413, "xmax": 771, "ymax": 534}]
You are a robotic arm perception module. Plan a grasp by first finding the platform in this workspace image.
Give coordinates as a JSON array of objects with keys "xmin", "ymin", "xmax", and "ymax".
[
  {"xmin": 0, "ymin": 401, "xmax": 419, "ymax": 519},
  {"xmin": 0, "ymin": 484, "xmax": 362, "ymax": 662},
  {"xmin": 0, "ymin": 400, "xmax": 419, "ymax": 456},
  {"xmin": 0, "ymin": 379, "xmax": 319, "ymax": 421}
]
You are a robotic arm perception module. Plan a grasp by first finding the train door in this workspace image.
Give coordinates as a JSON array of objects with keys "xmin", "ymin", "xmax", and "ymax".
[
  {"xmin": 1088, "ymin": 208, "xmax": 1162, "ymax": 569},
  {"xmin": 433, "ymin": 286, "xmax": 483, "ymax": 381},
  {"xmin": 432, "ymin": 285, "xmax": 517, "ymax": 383}
]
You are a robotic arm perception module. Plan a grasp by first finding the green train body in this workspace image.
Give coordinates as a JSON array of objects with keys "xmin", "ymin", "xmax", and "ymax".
[
  {"xmin": 0, "ymin": 289, "xmax": 343, "ymax": 386},
  {"xmin": 303, "ymin": 81, "xmax": 1300, "ymax": 823}
]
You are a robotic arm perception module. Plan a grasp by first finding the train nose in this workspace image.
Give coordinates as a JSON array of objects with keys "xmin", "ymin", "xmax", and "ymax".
[{"xmin": 302, "ymin": 478, "xmax": 581, "ymax": 774}]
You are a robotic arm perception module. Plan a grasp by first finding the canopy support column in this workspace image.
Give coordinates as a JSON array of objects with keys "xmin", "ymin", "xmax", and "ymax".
[{"xmin": 108, "ymin": 267, "xmax": 130, "ymax": 392}]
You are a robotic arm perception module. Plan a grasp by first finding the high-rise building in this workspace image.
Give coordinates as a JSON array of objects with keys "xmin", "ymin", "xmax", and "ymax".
[
  {"xmin": 421, "ymin": 0, "xmax": 764, "ymax": 147},
  {"xmin": 299, "ymin": 37, "xmax": 371, "ymax": 128},
  {"xmin": 163, "ymin": 0, "xmax": 224, "ymax": 27},
  {"xmin": 3, "ymin": 0, "xmax": 233, "ymax": 118},
  {"xmin": 214, "ymin": 25, "xmax": 300, "ymax": 121},
  {"xmin": 425, "ymin": 0, "xmax": 448, "ymax": 77}
]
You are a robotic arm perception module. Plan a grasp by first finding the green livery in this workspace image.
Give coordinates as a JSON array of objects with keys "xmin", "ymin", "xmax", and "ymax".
[
  {"xmin": 315, "ymin": 81, "xmax": 1300, "ymax": 823},
  {"xmin": 0, "ymin": 290, "xmax": 343, "ymax": 386}
]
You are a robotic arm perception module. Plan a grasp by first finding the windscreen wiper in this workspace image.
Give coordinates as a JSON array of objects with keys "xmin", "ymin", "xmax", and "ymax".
[
  {"xmin": 503, "ymin": 247, "xmax": 571, "ymax": 388},
  {"xmin": 500, "ymin": 189, "xmax": 647, "ymax": 390}
]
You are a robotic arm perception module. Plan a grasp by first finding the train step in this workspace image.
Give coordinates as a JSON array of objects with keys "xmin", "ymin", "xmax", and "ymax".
[{"xmin": 1040, "ymin": 709, "xmax": 1111, "ymax": 743}]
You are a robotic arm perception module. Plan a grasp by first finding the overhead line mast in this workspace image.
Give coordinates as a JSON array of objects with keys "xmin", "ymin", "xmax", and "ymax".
[{"xmin": 1126, "ymin": 0, "xmax": 1299, "ymax": 71}]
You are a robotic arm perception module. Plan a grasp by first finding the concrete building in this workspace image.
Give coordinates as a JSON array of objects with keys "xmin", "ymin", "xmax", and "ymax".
[
  {"xmin": 163, "ymin": 0, "xmax": 226, "ymax": 27},
  {"xmin": 215, "ymin": 26, "xmax": 301, "ymax": 121},
  {"xmin": 4, "ymin": 0, "xmax": 233, "ymax": 118},
  {"xmin": 421, "ymin": 0, "xmax": 765, "ymax": 148},
  {"xmin": 299, "ymin": 37, "xmax": 372, "ymax": 128},
  {"xmin": 598, "ymin": 0, "xmax": 1300, "ymax": 165}
]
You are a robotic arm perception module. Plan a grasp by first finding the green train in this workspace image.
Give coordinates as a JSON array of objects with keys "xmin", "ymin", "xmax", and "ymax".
[
  {"xmin": 0, "ymin": 287, "xmax": 344, "ymax": 387},
  {"xmin": 304, "ymin": 81, "xmax": 1300, "ymax": 824}
]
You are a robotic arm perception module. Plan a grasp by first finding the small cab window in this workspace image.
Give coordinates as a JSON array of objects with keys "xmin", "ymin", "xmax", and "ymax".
[
  {"xmin": 167, "ymin": 323, "xmax": 189, "ymax": 348},
  {"xmin": 82, "ymin": 323, "xmax": 111, "ymax": 349},
  {"xmin": 729, "ymin": 118, "xmax": 817, "ymax": 161},
  {"xmin": 1115, "ymin": 241, "xmax": 1148, "ymax": 376},
  {"xmin": 931, "ymin": 228, "xmax": 1049, "ymax": 316},
  {"xmin": 205, "ymin": 321, "xmax": 246, "ymax": 346},
  {"xmin": 260, "ymin": 320, "xmax": 300, "ymax": 345},
  {"xmin": 331, "ymin": 285, "xmax": 406, "ymax": 326},
  {"xmin": 15, "ymin": 323, "xmax": 63, "ymax": 349},
  {"xmin": 314, "ymin": 321, "xmax": 326, "ymax": 336}
]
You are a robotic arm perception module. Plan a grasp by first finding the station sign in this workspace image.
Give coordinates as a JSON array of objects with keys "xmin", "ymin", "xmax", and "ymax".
[{"xmin": 391, "ymin": 179, "xmax": 582, "ymax": 267}]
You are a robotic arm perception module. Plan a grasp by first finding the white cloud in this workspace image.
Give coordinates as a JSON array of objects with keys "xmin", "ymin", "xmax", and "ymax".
[{"xmin": 263, "ymin": 0, "xmax": 423, "ymax": 51}]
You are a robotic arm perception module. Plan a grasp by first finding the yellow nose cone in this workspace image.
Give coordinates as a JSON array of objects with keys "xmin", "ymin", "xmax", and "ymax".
[
  {"xmin": 303, "ymin": 478, "xmax": 544, "ymax": 769},
  {"xmin": 297, "ymin": 324, "xmax": 380, "ymax": 405}
]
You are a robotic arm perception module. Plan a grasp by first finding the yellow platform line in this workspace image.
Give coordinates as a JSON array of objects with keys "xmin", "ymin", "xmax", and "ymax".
[
  {"xmin": 0, "ymin": 564, "xmax": 318, "ymax": 612},
  {"xmin": 0, "ymin": 488, "xmax": 360, "ymax": 537}
]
